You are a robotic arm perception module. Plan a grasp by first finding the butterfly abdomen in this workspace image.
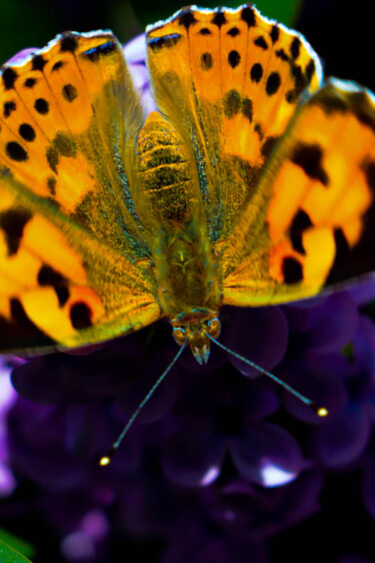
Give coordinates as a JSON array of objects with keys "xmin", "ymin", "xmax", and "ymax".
[{"xmin": 136, "ymin": 111, "xmax": 196, "ymax": 227}]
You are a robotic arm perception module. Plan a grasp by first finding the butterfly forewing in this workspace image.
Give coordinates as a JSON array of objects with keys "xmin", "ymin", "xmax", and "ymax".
[
  {"xmin": 0, "ymin": 32, "xmax": 161, "ymax": 354},
  {"xmin": 146, "ymin": 5, "xmax": 322, "ymax": 241}
]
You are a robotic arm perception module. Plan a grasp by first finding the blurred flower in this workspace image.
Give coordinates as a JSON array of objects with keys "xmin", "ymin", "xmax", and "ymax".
[
  {"xmin": 0, "ymin": 356, "xmax": 18, "ymax": 497},
  {"xmin": 123, "ymin": 34, "xmax": 157, "ymax": 115}
]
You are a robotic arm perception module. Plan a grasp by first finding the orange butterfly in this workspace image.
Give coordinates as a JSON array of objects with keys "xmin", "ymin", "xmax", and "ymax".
[{"xmin": 0, "ymin": 6, "xmax": 374, "ymax": 457}]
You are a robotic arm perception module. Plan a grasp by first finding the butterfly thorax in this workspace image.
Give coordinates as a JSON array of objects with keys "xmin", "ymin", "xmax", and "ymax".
[{"xmin": 136, "ymin": 112, "xmax": 221, "ymax": 347}]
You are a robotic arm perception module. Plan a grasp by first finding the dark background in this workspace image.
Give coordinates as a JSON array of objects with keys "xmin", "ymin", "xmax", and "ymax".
[{"xmin": 0, "ymin": 0, "xmax": 373, "ymax": 561}]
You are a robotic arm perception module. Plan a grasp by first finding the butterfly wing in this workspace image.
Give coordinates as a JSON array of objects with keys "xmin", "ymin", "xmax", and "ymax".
[
  {"xmin": 0, "ymin": 31, "xmax": 161, "ymax": 354},
  {"xmin": 222, "ymin": 80, "xmax": 375, "ymax": 305},
  {"xmin": 146, "ymin": 5, "xmax": 322, "ymax": 241}
]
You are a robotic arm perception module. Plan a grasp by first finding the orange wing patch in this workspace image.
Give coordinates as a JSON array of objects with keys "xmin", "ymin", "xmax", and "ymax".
[
  {"xmin": 146, "ymin": 5, "xmax": 322, "ymax": 239},
  {"xmin": 222, "ymin": 80, "xmax": 375, "ymax": 306},
  {"xmin": 0, "ymin": 32, "xmax": 147, "ymax": 258}
]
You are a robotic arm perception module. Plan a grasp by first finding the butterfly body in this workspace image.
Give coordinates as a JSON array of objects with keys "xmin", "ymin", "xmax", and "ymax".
[
  {"xmin": 135, "ymin": 110, "xmax": 222, "ymax": 362},
  {"xmin": 0, "ymin": 5, "xmax": 375, "ymax": 361}
]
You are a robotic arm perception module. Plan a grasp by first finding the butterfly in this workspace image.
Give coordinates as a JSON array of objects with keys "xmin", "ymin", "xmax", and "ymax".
[{"xmin": 0, "ymin": 4, "xmax": 375, "ymax": 371}]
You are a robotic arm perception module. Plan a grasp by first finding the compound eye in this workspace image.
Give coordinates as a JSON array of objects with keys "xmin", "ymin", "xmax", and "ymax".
[
  {"xmin": 207, "ymin": 318, "xmax": 221, "ymax": 338},
  {"xmin": 173, "ymin": 327, "xmax": 187, "ymax": 346}
]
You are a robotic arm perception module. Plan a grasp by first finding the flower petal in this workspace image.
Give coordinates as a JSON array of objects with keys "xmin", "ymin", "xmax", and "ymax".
[{"xmin": 230, "ymin": 422, "xmax": 303, "ymax": 486}]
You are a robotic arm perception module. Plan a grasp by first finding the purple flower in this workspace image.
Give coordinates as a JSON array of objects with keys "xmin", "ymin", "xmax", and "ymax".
[
  {"xmin": 0, "ymin": 356, "xmax": 18, "ymax": 497},
  {"xmin": 123, "ymin": 34, "xmax": 157, "ymax": 115}
]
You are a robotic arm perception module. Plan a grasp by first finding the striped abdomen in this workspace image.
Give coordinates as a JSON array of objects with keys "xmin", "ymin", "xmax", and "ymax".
[{"xmin": 136, "ymin": 111, "xmax": 197, "ymax": 228}]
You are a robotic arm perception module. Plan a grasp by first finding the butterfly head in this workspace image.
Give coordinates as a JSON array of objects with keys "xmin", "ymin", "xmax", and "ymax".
[{"xmin": 172, "ymin": 311, "xmax": 221, "ymax": 365}]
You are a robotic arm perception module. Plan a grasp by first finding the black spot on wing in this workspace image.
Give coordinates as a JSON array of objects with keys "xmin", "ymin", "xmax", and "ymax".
[
  {"xmin": 148, "ymin": 34, "xmax": 181, "ymax": 51},
  {"xmin": 291, "ymin": 65, "xmax": 307, "ymax": 97},
  {"xmin": 60, "ymin": 34, "xmax": 79, "ymax": 53},
  {"xmin": 254, "ymin": 36, "xmax": 268, "ymax": 50},
  {"xmin": 282, "ymin": 257, "xmax": 303, "ymax": 284},
  {"xmin": 32, "ymin": 54, "xmax": 48, "ymax": 71},
  {"xmin": 34, "ymin": 98, "xmax": 49, "ymax": 115},
  {"xmin": 19, "ymin": 123, "xmax": 36, "ymax": 142},
  {"xmin": 38, "ymin": 264, "xmax": 70, "ymax": 307},
  {"xmin": 270, "ymin": 25, "xmax": 280, "ymax": 43},
  {"xmin": 0, "ymin": 298, "xmax": 56, "ymax": 352},
  {"xmin": 227, "ymin": 27, "xmax": 240, "ymax": 37},
  {"xmin": 201, "ymin": 52, "xmax": 214, "ymax": 70},
  {"xmin": 3, "ymin": 101, "xmax": 16, "ymax": 118},
  {"xmin": 250, "ymin": 63, "xmax": 263, "ymax": 83},
  {"xmin": 0, "ymin": 208, "xmax": 32, "ymax": 256},
  {"xmin": 241, "ymin": 5, "xmax": 256, "ymax": 26},
  {"xmin": 199, "ymin": 28, "xmax": 212, "ymax": 35},
  {"xmin": 291, "ymin": 143, "xmax": 329, "ymax": 186},
  {"xmin": 2, "ymin": 67, "xmax": 18, "ymax": 90},
  {"xmin": 289, "ymin": 209, "xmax": 313, "ymax": 255},
  {"xmin": 211, "ymin": 10, "xmax": 227, "ymax": 27},
  {"xmin": 228, "ymin": 50, "xmax": 241, "ymax": 68},
  {"xmin": 70, "ymin": 302, "xmax": 93, "ymax": 329},
  {"xmin": 290, "ymin": 37, "xmax": 301, "ymax": 60},
  {"xmin": 266, "ymin": 72, "xmax": 281, "ymax": 95},
  {"xmin": 52, "ymin": 61, "xmax": 64, "ymax": 72},
  {"xmin": 24, "ymin": 77, "xmax": 37, "ymax": 88},
  {"xmin": 275, "ymin": 48, "xmax": 289, "ymax": 62},
  {"xmin": 305, "ymin": 59, "xmax": 316, "ymax": 85},
  {"xmin": 84, "ymin": 41, "xmax": 116, "ymax": 62},
  {"xmin": 62, "ymin": 83, "xmax": 78, "ymax": 102},
  {"xmin": 6, "ymin": 142, "xmax": 28, "ymax": 162},
  {"xmin": 290, "ymin": 208, "xmax": 313, "ymax": 232},
  {"xmin": 178, "ymin": 8, "xmax": 198, "ymax": 29}
]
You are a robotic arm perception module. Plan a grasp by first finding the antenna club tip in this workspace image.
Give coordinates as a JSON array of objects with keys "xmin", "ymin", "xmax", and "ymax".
[
  {"xmin": 99, "ymin": 445, "xmax": 116, "ymax": 466},
  {"xmin": 99, "ymin": 455, "xmax": 111, "ymax": 466},
  {"xmin": 310, "ymin": 401, "xmax": 329, "ymax": 417}
]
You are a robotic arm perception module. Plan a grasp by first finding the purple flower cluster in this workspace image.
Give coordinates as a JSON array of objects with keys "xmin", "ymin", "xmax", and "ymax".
[{"xmin": 1, "ymin": 34, "xmax": 375, "ymax": 563}]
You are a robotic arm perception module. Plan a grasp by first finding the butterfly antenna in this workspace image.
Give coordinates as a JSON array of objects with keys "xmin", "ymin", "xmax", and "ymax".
[
  {"xmin": 208, "ymin": 335, "xmax": 328, "ymax": 417},
  {"xmin": 99, "ymin": 340, "xmax": 187, "ymax": 466}
]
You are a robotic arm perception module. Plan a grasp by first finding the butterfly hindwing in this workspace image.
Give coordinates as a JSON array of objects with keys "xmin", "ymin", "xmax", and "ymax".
[
  {"xmin": 222, "ymin": 80, "xmax": 375, "ymax": 306},
  {"xmin": 0, "ymin": 31, "xmax": 161, "ymax": 354}
]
